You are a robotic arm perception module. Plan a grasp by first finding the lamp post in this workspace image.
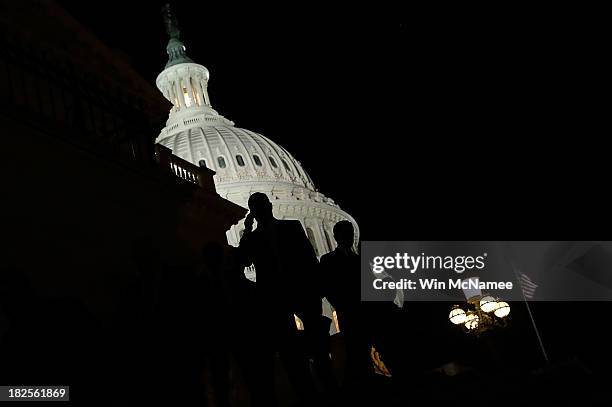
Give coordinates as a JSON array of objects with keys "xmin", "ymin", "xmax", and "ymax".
[{"xmin": 449, "ymin": 295, "xmax": 510, "ymax": 335}]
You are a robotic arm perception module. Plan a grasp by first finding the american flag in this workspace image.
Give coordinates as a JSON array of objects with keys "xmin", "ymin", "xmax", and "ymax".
[
  {"xmin": 369, "ymin": 261, "xmax": 404, "ymax": 308},
  {"xmin": 517, "ymin": 271, "xmax": 538, "ymax": 300}
]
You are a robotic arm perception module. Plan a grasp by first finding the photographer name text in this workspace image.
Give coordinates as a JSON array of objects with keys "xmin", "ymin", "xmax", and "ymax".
[{"xmin": 373, "ymin": 278, "xmax": 514, "ymax": 291}]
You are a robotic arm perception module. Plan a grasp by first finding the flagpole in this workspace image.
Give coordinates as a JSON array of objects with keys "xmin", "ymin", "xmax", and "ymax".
[{"xmin": 513, "ymin": 266, "xmax": 549, "ymax": 364}]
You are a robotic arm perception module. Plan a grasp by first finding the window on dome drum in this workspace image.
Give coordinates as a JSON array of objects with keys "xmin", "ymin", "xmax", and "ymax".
[
  {"xmin": 236, "ymin": 155, "xmax": 245, "ymax": 167},
  {"xmin": 181, "ymin": 78, "xmax": 192, "ymax": 107},
  {"xmin": 282, "ymin": 159, "xmax": 292, "ymax": 172},
  {"xmin": 198, "ymin": 159, "xmax": 207, "ymax": 168},
  {"xmin": 269, "ymin": 157, "xmax": 278, "ymax": 168},
  {"xmin": 253, "ymin": 155, "xmax": 263, "ymax": 166},
  {"xmin": 306, "ymin": 227, "xmax": 319, "ymax": 257},
  {"xmin": 217, "ymin": 156, "xmax": 227, "ymax": 168}
]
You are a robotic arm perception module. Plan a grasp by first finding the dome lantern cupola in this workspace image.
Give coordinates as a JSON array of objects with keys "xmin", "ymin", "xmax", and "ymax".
[
  {"xmin": 156, "ymin": 4, "xmax": 221, "ymax": 122},
  {"xmin": 162, "ymin": 3, "xmax": 193, "ymax": 69}
]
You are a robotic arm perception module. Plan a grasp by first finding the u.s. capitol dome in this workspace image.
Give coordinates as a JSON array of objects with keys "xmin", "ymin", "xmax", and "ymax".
[{"xmin": 155, "ymin": 10, "xmax": 359, "ymax": 284}]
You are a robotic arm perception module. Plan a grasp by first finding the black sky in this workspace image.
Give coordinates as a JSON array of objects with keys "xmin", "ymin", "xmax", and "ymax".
[{"xmin": 57, "ymin": 1, "xmax": 609, "ymax": 240}]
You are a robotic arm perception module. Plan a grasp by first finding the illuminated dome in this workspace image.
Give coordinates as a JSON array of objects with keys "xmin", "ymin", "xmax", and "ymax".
[
  {"xmin": 155, "ymin": 6, "xmax": 358, "ymax": 333},
  {"xmin": 154, "ymin": 62, "xmax": 356, "ymax": 257},
  {"xmin": 158, "ymin": 123, "xmax": 318, "ymax": 193}
]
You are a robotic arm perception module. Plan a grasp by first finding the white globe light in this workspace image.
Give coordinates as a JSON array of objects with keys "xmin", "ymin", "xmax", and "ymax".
[
  {"xmin": 449, "ymin": 306, "xmax": 467, "ymax": 325},
  {"xmin": 494, "ymin": 301, "xmax": 510, "ymax": 318},
  {"xmin": 479, "ymin": 295, "xmax": 498, "ymax": 313},
  {"xmin": 464, "ymin": 311, "xmax": 479, "ymax": 330}
]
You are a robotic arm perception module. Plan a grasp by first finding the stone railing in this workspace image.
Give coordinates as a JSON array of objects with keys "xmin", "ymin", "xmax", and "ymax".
[{"xmin": 154, "ymin": 144, "xmax": 216, "ymax": 191}]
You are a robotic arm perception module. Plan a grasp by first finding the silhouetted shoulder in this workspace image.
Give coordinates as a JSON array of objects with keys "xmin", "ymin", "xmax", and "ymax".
[
  {"xmin": 284, "ymin": 219, "xmax": 305, "ymax": 230},
  {"xmin": 320, "ymin": 251, "xmax": 334, "ymax": 263},
  {"xmin": 321, "ymin": 248, "xmax": 349, "ymax": 262},
  {"xmin": 276, "ymin": 219, "xmax": 306, "ymax": 237}
]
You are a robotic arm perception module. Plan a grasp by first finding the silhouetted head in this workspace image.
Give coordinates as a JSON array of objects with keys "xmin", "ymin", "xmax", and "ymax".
[
  {"xmin": 333, "ymin": 220, "xmax": 354, "ymax": 249},
  {"xmin": 248, "ymin": 192, "xmax": 274, "ymax": 223}
]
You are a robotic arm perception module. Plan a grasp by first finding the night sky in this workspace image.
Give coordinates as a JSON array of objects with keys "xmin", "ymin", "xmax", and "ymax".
[{"xmin": 57, "ymin": 1, "xmax": 608, "ymax": 241}]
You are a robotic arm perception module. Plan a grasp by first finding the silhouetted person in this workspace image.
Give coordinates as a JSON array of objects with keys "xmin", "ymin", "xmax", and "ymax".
[
  {"xmin": 238, "ymin": 192, "xmax": 325, "ymax": 406},
  {"xmin": 320, "ymin": 220, "xmax": 373, "ymax": 387}
]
